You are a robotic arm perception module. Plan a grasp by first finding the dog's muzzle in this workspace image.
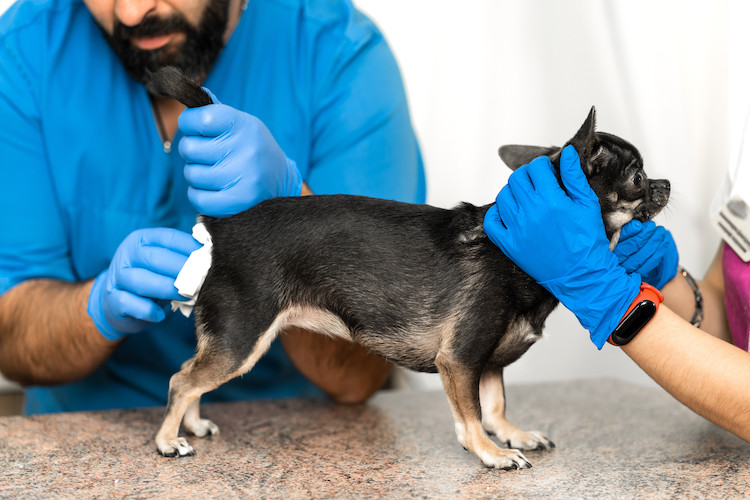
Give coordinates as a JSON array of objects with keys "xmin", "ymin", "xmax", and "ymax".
[
  {"xmin": 633, "ymin": 179, "xmax": 670, "ymax": 221},
  {"xmin": 649, "ymin": 179, "xmax": 670, "ymax": 208}
]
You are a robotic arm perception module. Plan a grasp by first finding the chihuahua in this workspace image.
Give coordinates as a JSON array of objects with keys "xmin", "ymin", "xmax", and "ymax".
[{"xmin": 146, "ymin": 67, "xmax": 670, "ymax": 469}]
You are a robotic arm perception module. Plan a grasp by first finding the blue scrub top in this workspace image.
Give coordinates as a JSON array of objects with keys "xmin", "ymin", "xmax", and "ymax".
[{"xmin": 0, "ymin": 0, "xmax": 425, "ymax": 413}]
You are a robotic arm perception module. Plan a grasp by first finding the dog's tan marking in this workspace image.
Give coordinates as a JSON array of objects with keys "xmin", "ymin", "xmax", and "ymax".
[
  {"xmin": 175, "ymin": 358, "xmax": 219, "ymax": 438},
  {"xmin": 282, "ymin": 306, "xmax": 351, "ymax": 342},
  {"xmin": 487, "ymin": 317, "xmax": 541, "ymax": 368},
  {"xmin": 479, "ymin": 371, "xmax": 554, "ymax": 451},
  {"xmin": 510, "ymin": 317, "xmax": 540, "ymax": 344},
  {"xmin": 607, "ymin": 199, "xmax": 642, "ymax": 229},
  {"xmin": 155, "ymin": 351, "xmax": 234, "ymax": 457},
  {"xmin": 606, "ymin": 199, "xmax": 642, "ymax": 249},
  {"xmin": 435, "ymin": 351, "xmax": 531, "ymax": 470},
  {"xmin": 369, "ymin": 309, "xmax": 454, "ymax": 369}
]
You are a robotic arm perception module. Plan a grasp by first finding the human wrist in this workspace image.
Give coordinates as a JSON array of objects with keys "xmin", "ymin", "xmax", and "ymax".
[
  {"xmin": 284, "ymin": 157, "xmax": 303, "ymax": 198},
  {"xmin": 677, "ymin": 267, "xmax": 703, "ymax": 328},
  {"xmin": 541, "ymin": 263, "xmax": 641, "ymax": 349},
  {"xmin": 608, "ymin": 282, "xmax": 664, "ymax": 346},
  {"xmin": 86, "ymin": 272, "xmax": 124, "ymax": 341}
]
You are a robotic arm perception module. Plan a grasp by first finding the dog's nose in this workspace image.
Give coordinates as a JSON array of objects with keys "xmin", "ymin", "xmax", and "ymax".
[{"xmin": 650, "ymin": 179, "xmax": 670, "ymax": 206}]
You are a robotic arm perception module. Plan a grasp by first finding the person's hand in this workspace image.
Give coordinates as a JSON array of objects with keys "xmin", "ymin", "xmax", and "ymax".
[
  {"xmin": 87, "ymin": 228, "xmax": 200, "ymax": 341},
  {"xmin": 614, "ymin": 220, "xmax": 679, "ymax": 289},
  {"xmin": 483, "ymin": 145, "xmax": 641, "ymax": 348},
  {"xmin": 178, "ymin": 94, "xmax": 302, "ymax": 218}
]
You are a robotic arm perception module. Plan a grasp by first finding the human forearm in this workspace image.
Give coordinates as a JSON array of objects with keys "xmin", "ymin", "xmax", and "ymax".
[
  {"xmin": 0, "ymin": 279, "xmax": 119, "ymax": 385},
  {"xmin": 622, "ymin": 305, "xmax": 750, "ymax": 443},
  {"xmin": 280, "ymin": 326, "xmax": 392, "ymax": 403},
  {"xmin": 660, "ymin": 248, "xmax": 731, "ymax": 342}
]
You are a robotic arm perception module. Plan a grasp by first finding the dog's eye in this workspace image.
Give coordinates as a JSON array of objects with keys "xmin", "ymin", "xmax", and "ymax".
[{"xmin": 633, "ymin": 173, "xmax": 643, "ymax": 187}]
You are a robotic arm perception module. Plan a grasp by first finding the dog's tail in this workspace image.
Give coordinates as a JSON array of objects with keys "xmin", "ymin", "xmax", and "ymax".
[{"xmin": 144, "ymin": 66, "xmax": 213, "ymax": 108}]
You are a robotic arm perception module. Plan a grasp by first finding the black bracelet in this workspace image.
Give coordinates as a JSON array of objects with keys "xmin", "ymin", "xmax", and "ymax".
[{"xmin": 679, "ymin": 266, "xmax": 704, "ymax": 328}]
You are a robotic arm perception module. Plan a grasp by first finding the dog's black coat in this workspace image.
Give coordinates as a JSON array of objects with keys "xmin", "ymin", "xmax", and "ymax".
[
  {"xmin": 198, "ymin": 195, "xmax": 552, "ymax": 374},
  {"xmin": 146, "ymin": 67, "xmax": 670, "ymax": 468}
]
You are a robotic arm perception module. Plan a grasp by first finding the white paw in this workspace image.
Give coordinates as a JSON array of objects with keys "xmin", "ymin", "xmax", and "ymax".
[
  {"xmin": 477, "ymin": 447, "xmax": 532, "ymax": 470},
  {"xmin": 156, "ymin": 437, "xmax": 196, "ymax": 458},
  {"xmin": 504, "ymin": 430, "xmax": 555, "ymax": 451},
  {"xmin": 184, "ymin": 419, "xmax": 220, "ymax": 438}
]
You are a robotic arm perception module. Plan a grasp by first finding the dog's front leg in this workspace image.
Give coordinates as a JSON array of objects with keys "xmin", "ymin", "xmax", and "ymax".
[
  {"xmin": 479, "ymin": 369, "xmax": 554, "ymax": 451},
  {"xmin": 435, "ymin": 352, "xmax": 531, "ymax": 470}
]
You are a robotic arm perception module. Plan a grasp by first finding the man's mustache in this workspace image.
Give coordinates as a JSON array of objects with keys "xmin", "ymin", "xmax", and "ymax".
[{"xmin": 113, "ymin": 15, "xmax": 194, "ymax": 42}]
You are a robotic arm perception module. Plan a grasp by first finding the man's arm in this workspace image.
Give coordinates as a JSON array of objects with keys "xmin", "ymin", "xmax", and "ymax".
[
  {"xmin": 280, "ymin": 327, "xmax": 392, "ymax": 403},
  {"xmin": 623, "ymin": 305, "xmax": 750, "ymax": 442},
  {"xmin": 0, "ymin": 279, "xmax": 119, "ymax": 385}
]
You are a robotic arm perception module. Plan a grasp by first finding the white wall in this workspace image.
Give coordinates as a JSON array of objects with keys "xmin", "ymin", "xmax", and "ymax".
[{"xmin": 0, "ymin": 0, "xmax": 742, "ymax": 392}]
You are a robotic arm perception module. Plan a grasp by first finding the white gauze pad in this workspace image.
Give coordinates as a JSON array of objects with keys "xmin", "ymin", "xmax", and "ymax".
[{"xmin": 171, "ymin": 222, "xmax": 213, "ymax": 317}]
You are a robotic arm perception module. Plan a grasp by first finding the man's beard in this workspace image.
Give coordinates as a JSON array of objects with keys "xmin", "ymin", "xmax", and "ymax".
[{"xmin": 98, "ymin": 0, "xmax": 229, "ymax": 85}]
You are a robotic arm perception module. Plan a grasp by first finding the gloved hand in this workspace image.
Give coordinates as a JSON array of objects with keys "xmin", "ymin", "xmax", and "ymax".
[
  {"xmin": 614, "ymin": 220, "xmax": 679, "ymax": 289},
  {"xmin": 178, "ymin": 93, "xmax": 303, "ymax": 218},
  {"xmin": 483, "ymin": 145, "xmax": 641, "ymax": 349},
  {"xmin": 87, "ymin": 228, "xmax": 200, "ymax": 341}
]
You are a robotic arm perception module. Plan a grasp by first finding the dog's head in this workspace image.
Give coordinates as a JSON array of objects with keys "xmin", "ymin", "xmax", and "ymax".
[{"xmin": 499, "ymin": 107, "xmax": 670, "ymax": 246}]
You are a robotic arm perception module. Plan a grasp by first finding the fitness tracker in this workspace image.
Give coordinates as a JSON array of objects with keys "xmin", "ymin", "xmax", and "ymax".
[{"xmin": 608, "ymin": 283, "xmax": 664, "ymax": 346}]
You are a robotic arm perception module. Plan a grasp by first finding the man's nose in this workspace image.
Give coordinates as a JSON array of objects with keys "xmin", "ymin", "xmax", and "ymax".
[{"xmin": 115, "ymin": 0, "xmax": 158, "ymax": 27}]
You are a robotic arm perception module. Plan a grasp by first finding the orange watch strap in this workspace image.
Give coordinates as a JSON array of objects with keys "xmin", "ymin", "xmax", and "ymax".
[{"xmin": 607, "ymin": 283, "xmax": 663, "ymax": 346}]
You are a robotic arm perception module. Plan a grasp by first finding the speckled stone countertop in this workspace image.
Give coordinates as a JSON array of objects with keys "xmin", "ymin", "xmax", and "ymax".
[{"xmin": 1, "ymin": 379, "xmax": 749, "ymax": 498}]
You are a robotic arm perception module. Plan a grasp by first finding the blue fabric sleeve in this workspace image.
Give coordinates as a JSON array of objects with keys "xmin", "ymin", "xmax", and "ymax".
[
  {"xmin": 0, "ymin": 22, "xmax": 75, "ymax": 294},
  {"xmin": 305, "ymin": 11, "xmax": 425, "ymax": 203}
]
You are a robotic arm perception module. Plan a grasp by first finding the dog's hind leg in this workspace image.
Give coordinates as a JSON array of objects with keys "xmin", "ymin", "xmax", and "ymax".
[
  {"xmin": 479, "ymin": 369, "xmax": 554, "ymax": 451},
  {"xmin": 182, "ymin": 397, "xmax": 219, "ymax": 438},
  {"xmin": 155, "ymin": 316, "xmax": 281, "ymax": 457},
  {"xmin": 180, "ymin": 355, "xmax": 220, "ymax": 440},
  {"xmin": 435, "ymin": 352, "xmax": 531, "ymax": 470},
  {"xmin": 155, "ymin": 352, "xmax": 235, "ymax": 457}
]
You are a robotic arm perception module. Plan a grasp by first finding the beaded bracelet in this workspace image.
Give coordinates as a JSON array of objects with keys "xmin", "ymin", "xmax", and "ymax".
[{"xmin": 679, "ymin": 266, "xmax": 704, "ymax": 328}]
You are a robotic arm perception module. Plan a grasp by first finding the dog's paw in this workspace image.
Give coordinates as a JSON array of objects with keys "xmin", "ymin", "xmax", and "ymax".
[
  {"xmin": 476, "ymin": 447, "xmax": 532, "ymax": 470},
  {"xmin": 156, "ymin": 437, "xmax": 196, "ymax": 458},
  {"xmin": 511, "ymin": 431, "xmax": 556, "ymax": 451},
  {"xmin": 184, "ymin": 418, "xmax": 220, "ymax": 438},
  {"xmin": 501, "ymin": 430, "xmax": 555, "ymax": 451},
  {"xmin": 485, "ymin": 423, "xmax": 555, "ymax": 451}
]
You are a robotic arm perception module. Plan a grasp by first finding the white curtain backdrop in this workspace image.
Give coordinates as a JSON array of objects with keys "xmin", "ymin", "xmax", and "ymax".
[{"xmin": 0, "ymin": 0, "xmax": 744, "ymax": 392}]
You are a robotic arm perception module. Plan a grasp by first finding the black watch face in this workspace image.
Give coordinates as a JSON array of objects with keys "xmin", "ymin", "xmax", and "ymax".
[{"xmin": 611, "ymin": 300, "xmax": 657, "ymax": 346}]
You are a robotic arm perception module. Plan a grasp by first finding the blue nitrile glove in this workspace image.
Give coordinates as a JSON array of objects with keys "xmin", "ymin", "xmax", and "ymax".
[
  {"xmin": 614, "ymin": 220, "xmax": 679, "ymax": 289},
  {"xmin": 87, "ymin": 228, "xmax": 200, "ymax": 341},
  {"xmin": 178, "ymin": 92, "xmax": 303, "ymax": 218},
  {"xmin": 483, "ymin": 145, "xmax": 641, "ymax": 349}
]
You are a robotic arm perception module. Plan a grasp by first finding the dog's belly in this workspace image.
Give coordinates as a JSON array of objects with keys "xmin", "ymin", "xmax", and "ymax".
[{"xmin": 281, "ymin": 304, "xmax": 443, "ymax": 373}]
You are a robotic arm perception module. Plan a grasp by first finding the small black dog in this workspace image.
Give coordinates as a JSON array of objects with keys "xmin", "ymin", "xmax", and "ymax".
[{"xmin": 147, "ymin": 68, "xmax": 670, "ymax": 469}]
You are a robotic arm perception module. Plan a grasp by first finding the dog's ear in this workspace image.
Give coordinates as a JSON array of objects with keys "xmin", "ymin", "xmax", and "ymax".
[
  {"xmin": 498, "ymin": 145, "xmax": 559, "ymax": 171},
  {"xmin": 564, "ymin": 106, "xmax": 597, "ymax": 175}
]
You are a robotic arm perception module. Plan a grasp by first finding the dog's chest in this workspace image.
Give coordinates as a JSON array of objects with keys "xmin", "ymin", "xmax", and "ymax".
[{"xmin": 489, "ymin": 315, "xmax": 545, "ymax": 368}]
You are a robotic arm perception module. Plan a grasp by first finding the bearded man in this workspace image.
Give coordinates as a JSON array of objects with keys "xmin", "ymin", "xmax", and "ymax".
[{"xmin": 0, "ymin": 0, "xmax": 424, "ymax": 413}]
